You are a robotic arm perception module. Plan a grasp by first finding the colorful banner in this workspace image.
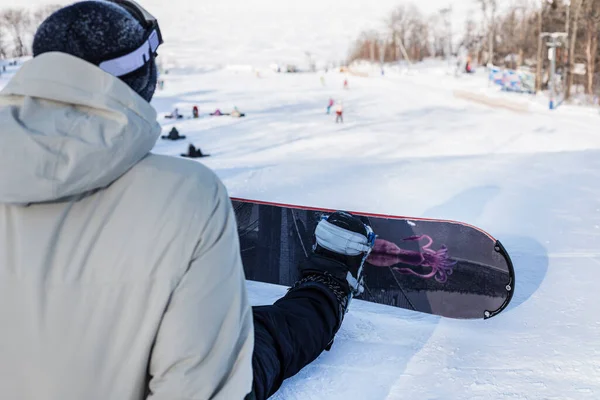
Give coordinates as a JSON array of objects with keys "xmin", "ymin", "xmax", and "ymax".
[{"xmin": 489, "ymin": 67, "xmax": 535, "ymax": 94}]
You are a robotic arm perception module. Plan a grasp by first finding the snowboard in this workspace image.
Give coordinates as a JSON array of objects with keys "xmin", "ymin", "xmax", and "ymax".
[{"xmin": 231, "ymin": 198, "xmax": 515, "ymax": 320}]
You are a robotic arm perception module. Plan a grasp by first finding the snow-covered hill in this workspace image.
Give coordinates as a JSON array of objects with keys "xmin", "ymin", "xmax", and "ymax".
[{"xmin": 146, "ymin": 64, "xmax": 600, "ymax": 399}]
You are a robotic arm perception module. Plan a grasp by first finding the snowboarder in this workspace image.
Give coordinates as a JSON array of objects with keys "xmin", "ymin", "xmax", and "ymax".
[
  {"xmin": 335, "ymin": 102, "xmax": 344, "ymax": 123},
  {"xmin": 0, "ymin": 2, "xmax": 375, "ymax": 400},
  {"xmin": 161, "ymin": 126, "xmax": 186, "ymax": 140},
  {"xmin": 326, "ymin": 98, "xmax": 334, "ymax": 114},
  {"xmin": 192, "ymin": 105, "xmax": 199, "ymax": 118},
  {"xmin": 181, "ymin": 143, "xmax": 209, "ymax": 158}
]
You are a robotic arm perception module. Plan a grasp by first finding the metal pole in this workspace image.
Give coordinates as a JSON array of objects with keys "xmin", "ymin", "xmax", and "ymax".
[
  {"xmin": 543, "ymin": 32, "xmax": 568, "ymax": 110},
  {"xmin": 550, "ymin": 46, "xmax": 556, "ymax": 109}
]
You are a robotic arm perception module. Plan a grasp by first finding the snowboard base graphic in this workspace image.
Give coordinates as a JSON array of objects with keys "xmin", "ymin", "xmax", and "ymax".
[{"xmin": 232, "ymin": 198, "xmax": 514, "ymax": 320}]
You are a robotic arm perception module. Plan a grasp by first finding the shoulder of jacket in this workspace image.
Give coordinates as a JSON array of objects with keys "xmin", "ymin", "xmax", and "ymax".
[{"xmin": 124, "ymin": 153, "xmax": 228, "ymax": 207}]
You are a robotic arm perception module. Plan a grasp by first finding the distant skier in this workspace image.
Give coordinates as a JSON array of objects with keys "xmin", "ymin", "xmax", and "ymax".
[
  {"xmin": 335, "ymin": 102, "xmax": 344, "ymax": 123},
  {"xmin": 326, "ymin": 98, "xmax": 334, "ymax": 114},
  {"xmin": 343, "ymin": 78, "xmax": 349, "ymax": 89},
  {"xmin": 0, "ymin": 3, "xmax": 374, "ymax": 400},
  {"xmin": 192, "ymin": 105, "xmax": 199, "ymax": 118}
]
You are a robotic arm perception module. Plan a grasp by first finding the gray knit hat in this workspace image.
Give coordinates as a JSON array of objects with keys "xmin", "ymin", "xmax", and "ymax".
[{"xmin": 32, "ymin": 0, "xmax": 157, "ymax": 102}]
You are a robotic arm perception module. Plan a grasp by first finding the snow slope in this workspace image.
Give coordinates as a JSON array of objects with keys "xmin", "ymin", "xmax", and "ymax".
[
  {"xmin": 150, "ymin": 65, "xmax": 600, "ymax": 399},
  {"xmin": 2, "ymin": 52, "xmax": 599, "ymax": 398}
]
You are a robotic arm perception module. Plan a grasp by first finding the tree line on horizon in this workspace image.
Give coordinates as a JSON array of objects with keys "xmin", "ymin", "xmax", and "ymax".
[{"xmin": 348, "ymin": 0, "xmax": 600, "ymax": 102}]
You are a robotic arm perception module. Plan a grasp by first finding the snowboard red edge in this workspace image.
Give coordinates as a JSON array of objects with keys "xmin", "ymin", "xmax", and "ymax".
[{"xmin": 230, "ymin": 197, "xmax": 496, "ymax": 240}]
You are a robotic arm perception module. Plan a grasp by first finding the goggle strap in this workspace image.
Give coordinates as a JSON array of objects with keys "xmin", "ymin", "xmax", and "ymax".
[{"xmin": 98, "ymin": 30, "xmax": 159, "ymax": 77}]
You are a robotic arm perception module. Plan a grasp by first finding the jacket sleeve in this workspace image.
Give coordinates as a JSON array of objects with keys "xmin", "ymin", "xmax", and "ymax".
[{"xmin": 147, "ymin": 179, "xmax": 254, "ymax": 400}]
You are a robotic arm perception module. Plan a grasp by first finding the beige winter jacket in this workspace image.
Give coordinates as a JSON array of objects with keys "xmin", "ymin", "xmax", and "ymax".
[{"xmin": 0, "ymin": 52, "xmax": 254, "ymax": 399}]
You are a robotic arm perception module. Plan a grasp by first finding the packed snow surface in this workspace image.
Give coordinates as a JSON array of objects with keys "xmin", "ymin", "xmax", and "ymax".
[
  {"xmin": 2, "ymin": 55, "xmax": 599, "ymax": 398},
  {"xmin": 149, "ymin": 63, "xmax": 600, "ymax": 399}
]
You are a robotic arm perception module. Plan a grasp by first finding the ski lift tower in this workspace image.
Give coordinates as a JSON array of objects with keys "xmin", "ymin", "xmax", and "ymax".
[{"xmin": 541, "ymin": 32, "xmax": 567, "ymax": 110}]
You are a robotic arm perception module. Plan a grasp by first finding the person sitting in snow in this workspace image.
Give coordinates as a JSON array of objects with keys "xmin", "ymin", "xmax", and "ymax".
[
  {"xmin": 0, "ymin": 2, "xmax": 375, "ymax": 400},
  {"xmin": 231, "ymin": 106, "xmax": 245, "ymax": 118},
  {"xmin": 181, "ymin": 143, "xmax": 209, "ymax": 158},
  {"xmin": 165, "ymin": 107, "xmax": 183, "ymax": 119},
  {"xmin": 161, "ymin": 126, "xmax": 186, "ymax": 140}
]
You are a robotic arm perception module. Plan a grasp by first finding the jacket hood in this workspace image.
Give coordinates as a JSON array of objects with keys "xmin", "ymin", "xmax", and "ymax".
[{"xmin": 0, "ymin": 52, "xmax": 160, "ymax": 204}]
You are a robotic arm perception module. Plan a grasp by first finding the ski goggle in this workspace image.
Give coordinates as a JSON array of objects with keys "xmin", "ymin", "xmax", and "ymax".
[{"xmin": 98, "ymin": 0, "xmax": 163, "ymax": 77}]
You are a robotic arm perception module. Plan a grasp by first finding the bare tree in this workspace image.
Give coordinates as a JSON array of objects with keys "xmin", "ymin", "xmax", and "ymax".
[
  {"xmin": 1, "ymin": 8, "xmax": 33, "ymax": 57},
  {"xmin": 348, "ymin": 30, "xmax": 379, "ymax": 63},
  {"xmin": 349, "ymin": 3, "xmax": 431, "ymax": 64},
  {"xmin": 431, "ymin": 13, "xmax": 447, "ymax": 57},
  {"xmin": 460, "ymin": 10, "xmax": 486, "ymax": 63},
  {"xmin": 565, "ymin": 0, "xmax": 585, "ymax": 100},
  {"xmin": 477, "ymin": 0, "xmax": 498, "ymax": 65},
  {"xmin": 395, "ymin": 5, "xmax": 430, "ymax": 62},
  {"xmin": 31, "ymin": 4, "xmax": 61, "ymax": 28},
  {"xmin": 536, "ymin": 2, "xmax": 544, "ymax": 92},
  {"xmin": 583, "ymin": 0, "xmax": 600, "ymax": 94},
  {"xmin": 386, "ymin": 4, "xmax": 413, "ymax": 60}
]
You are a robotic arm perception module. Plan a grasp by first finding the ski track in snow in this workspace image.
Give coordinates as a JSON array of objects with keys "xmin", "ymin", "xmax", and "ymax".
[{"xmin": 3, "ymin": 57, "xmax": 600, "ymax": 399}]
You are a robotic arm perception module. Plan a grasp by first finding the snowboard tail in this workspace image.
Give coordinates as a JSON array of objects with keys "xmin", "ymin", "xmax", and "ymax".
[{"xmin": 232, "ymin": 198, "xmax": 515, "ymax": 320}]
